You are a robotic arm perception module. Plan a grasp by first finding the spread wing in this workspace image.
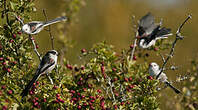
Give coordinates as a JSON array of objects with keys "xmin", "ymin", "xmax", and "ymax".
[
  {"xmin": 156, "ymin": 27, "xmax": 172, "ymax": 39},
  {"xmin": 138, "ymin": 13, "xmax": 157, "ymax": 36}
]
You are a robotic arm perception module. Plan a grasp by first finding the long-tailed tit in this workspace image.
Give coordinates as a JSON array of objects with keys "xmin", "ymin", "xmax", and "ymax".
[
  {"xmin": 21, "ymin": 50, "xmax": 58, "ymax": 98},
  {"xmin": 22, "ymin": 16, "xmax": 67, "ymax": 35},
  {"xmin": 137, "ymin": 13, "xmax": 172, "ymax": 48},
  {"xmin": 149, "ymin": 62, "xmax": 181, "ymax": 94}
]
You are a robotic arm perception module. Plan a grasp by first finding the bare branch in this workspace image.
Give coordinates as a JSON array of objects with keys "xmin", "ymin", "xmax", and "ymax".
[
  {"xmin": 107, "ymin": 76, "xmax": 116, "ymax": 101},
  {"xmin": 130, "ymin": 15, "xmax": 138, "ymax": 61},
  {"xmin": 14, "ymin": 14, "xmax": 24, "ymax": 25},
  {"xmin": 28, "ymin": 35, "xmax": 42, "ymax": 61},
  {"xmin": 156, "ymin": 15, "xmax": 192, "ymax": 79},
  {"xmin": 42, "ymin": 9, "xmax": 55, "ymax": 50},
  {"xmin": 159, "ymin": 53, "xmax": 165, "ymax": 63}
]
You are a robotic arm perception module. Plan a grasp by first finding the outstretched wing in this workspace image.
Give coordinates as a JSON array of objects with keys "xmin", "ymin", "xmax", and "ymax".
[
  {"xmin": 155, "ymin": 27, "xmax": 172, "ymax": 40},
  {"xmin": 138, "ymin": 13, "xmax": 157, "ymax": 36}
]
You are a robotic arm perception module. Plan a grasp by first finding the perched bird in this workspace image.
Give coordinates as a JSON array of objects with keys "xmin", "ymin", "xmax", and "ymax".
[
  {"xmin": 22, "ymin": 16, "xmax": 67, "ymax": 35},
  {"xmin": 21, "ymin": 50, "xmax": 58, "ymax": 98},
  {"xmin": 137, "ymin": 13, "xmax": 172, "ymax": 48},
  {"xmin": 149, "ymin": 62, "xmax": 181, "ymax": 94}
]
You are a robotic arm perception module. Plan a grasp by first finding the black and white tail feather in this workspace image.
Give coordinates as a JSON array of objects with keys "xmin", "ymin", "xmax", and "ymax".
[
  {"xmin": 165, "ymin": 81, "xmax": 181, "ymax": 94},
  {"xmin": 43, "ymin": 16, "xmax": 67, "ymax": 27}
]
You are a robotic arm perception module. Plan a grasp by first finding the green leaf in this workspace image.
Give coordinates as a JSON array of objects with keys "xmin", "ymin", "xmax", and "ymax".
[{"xmin": 10, "ymin": 1, "xmax": 17, "ymax": 11}]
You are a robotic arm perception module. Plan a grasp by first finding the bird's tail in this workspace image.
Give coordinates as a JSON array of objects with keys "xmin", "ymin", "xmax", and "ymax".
[
  {"xmin": 43, "ymin": 16, "xmax": 67, "ymax": 27},
  {"xmin": 21, "ymin": 72, "xmax": 41, "ymax": 99},
  {"xmin": 156, "ymin": 27, "xmax": 172, "ymax": 40},
  {"xmin": 165, "ymin": 81, "xmax": 181, "ymax": 94}
]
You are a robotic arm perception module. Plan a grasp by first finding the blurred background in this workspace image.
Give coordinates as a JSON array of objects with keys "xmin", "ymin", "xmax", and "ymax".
[{"xmin": 32, "ymin": 0, "xmax": 197, "ymax": 109}]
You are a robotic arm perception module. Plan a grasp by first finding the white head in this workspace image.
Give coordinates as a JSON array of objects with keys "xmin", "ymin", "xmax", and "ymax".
[
  {"xmin": 47, "ymin": 50, "xmax": 58, "ymax": 57},
  {"xmin": 22, "ymin": 24, "xmax": 31, "ymax": 33},
  {"xmin": 149, "ymin": 62, "xmax": 160, "ymax": 76},
  {"xmin": 149, "ymin": 62, "xmax": 160, "ymax": 70}
]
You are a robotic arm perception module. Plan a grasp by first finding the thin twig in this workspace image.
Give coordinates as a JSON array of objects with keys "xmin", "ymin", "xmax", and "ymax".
[
  {"xmin": 159, "ymin": 53, "xmax": 165, "ymax": 63},
  {"xmin": 42, "ymin": 9, "xmax": 54, "ymax": 50},
  {"xmin": 130, "ymin": 16, "xmax": 138, "ymax": 61},
  {"xmin": 107, "ymin": 76, "xmax": 116, "ymax": 101},
  {"xmin": 3, "ymin": 1, "xmax": 22, "ymax": 69},
  {"xmin": 3, "ymin": 0, "xmax": 9, "ymax": 25},
  {"xmin": 28, "ymin": 35, "xmax": 42, "ymax": 61},
  {"xmin": 156, "ymin": 15, "xmax": 192, "ymax": 79},
  {"xmin": 14, "ymin": 14, "xmax": 24, "ymax": 25}
]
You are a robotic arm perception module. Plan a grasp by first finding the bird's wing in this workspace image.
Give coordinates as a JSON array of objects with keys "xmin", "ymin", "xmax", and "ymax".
[
  {"xmin": 43, "ymin": 16, "xmax": 67, "ymax": 27},
  {"xmin": 138, "ymin": 13, "xmax": 156, "ymax": 35},
  {"xmin": 149, "ymin": 25, "xmax": 161, "ymax": 40},
  {"xmin": 155, "ymin": 27, "xmax": 172, "ymax": 40},
  {"xmin": 38, "ymin": 54, "xmax": 55, "ymax": 74},
  {"xmin": 28, "ymin": 21, "xmax": 43, "ymax": 33}
]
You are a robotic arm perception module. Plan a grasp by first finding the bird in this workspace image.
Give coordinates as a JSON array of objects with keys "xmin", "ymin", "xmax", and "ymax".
[
  {"xmin": 22, "ymin": 16, "xmax": 67, "ymax": 35},
  {"xmin": 148, "ymin": 62, "xmax": 181, "ymax": 94},
  {"xmin": 21, "ymin": 50, "xmax": 58, "ymax": 98},
  {"xmin": 137, "ymin": 13, "xmax": 172, "ymax": 48}
]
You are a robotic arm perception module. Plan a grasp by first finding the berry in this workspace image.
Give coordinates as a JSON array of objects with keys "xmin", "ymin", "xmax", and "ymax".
[
  {"xmin": 7, "ymin": 90, "xmax": 12, "ymax": 95},
  {"xmin": 147, "ymin": 76, "xmax": 153, "ymax": 80},
  {"xmin": 0, "ymin": 57, "xmax": 3, "ymax": 61},
  {"xmin": 53, "ymin": 85, "xmax": 58, "ymax": 89},
  {"xmin": 36, "ymin": 81, "xmax": 39, "ymax": 85},
  {"xmin": 2, "ymin": 62, "xmax": 6, "ymax": 65},
  {"xmin": 29, "ymin": 91, "xmax": 34, "ymax": 95},
  {"xmin": 17, "ymin": 31, "xmax": 22, "ymax": 35},
  {"xmin": 43, "ymin": 98, "xmax": 47, "ymax": 102},
  {"xmin": 81, "ymin": 66, "xmax": 85, "ymax": 70},
  {"xmin": 77, "ymin": 105, "xmax": 82, "ymax": 109},
  {"xmin": 9, "ymin": 39, "xmax": 14, "ymax": 43},
  {"xmin": 112, "ymin": 68, "xmax": 116, "ymax": 72},
  {"xmin": 97, "ymin": 89, "xmax": 102, "ymax": 93},
  {"xmin": 129, "ymin": 85, "xmax": 135, "ymax": 89},
  {"xmin": 81, "ymin": 95, "xmax": 85, "ymax": 98},
  {"xmin": 13, "ymin": 34, "xmax": 16, "ymax": 39},
  {"xmin": 1, "ymin": 85, "xmax": 6, "ymax": 89},
  {"xmin": 133, "ymin": 56, "xmax": 137, "ymax": 60},
  {"xmin": 121, "ymin": 102, "xmax": 124, "ymax": 105},
  {"xmin": 129, "ymin": 77, "xmax": 132, "ymax": 81},
  {"xmin": 35, "ymin": 97, "xmax": 39, "ymax": 101},
  {"xmin": 124, "ymin": 77, "xmax": 128, "ymax": 82},
  {"xmin": 2, "ymin": 106, "xmax": 7, "ymax": 110},
  {"xmin": 56, "ymin": 94, "xmax": 60, "ymax": 97},
  {"xmin": 66, "ymin": 64, "xmax": 73, "ymax": 70},
  {"xmin": 34, "ymin": 102, "xmax": 39, "ymax": 106},
  {"xmin": 88, "ymin": 84, "xmax": 92, "ymax": 88},
  {"xmin": 81, "ymin": 48, "xmax": 86, "ymax": 53},
  {"xmin": 113, "ymin": 77, "xmax": 118, "ymax": 82},
  {"xmin": 130, "ymin": 44, "xmax": 134, "ymax": 49},
  {"xmin": 79, "ymin": 77, "xmax": 83, "ymax": 81},
  {"xmin": 114, "ymin": 105, "xmax": 118, "ymax": 109},
  {"xmin": 36, "ymin": 44, "xmax": 39, "ymax": 49},
  {"xmin": 154, "ymin": 47, "xmax": 158, "ymax": 51},
  {"xmin": 101, "ymin": 66, "xmax": 105, "ymax": 73}
]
